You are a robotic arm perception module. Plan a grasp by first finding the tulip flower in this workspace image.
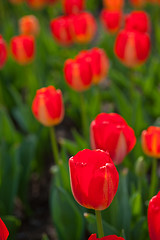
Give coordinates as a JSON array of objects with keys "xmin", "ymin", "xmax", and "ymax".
[
  {"xmin": 90, "ymin": 113, "xmax": 136, "ymax": 165},
  {"xmin": 64, "ymin": 56, "xmax": 93, "ymax": 91},
  {"xmin": 19, "ymin": 15, "xmax": 40, "ymax": 36},
  {"xmin": 0, "ymin": 218, "xmax": 9, "ymax": 240},
  {"xmin": 50, "ymin": 16, "xmax": 74, "ymax": 46},
  {"xmin": 63, "ymin": 0, "xmax": 85, "ymax": 15},
  {"xmin": 130, "ymin": 0, "xmax": 146, "ymax": 7},
  {"xmin": 69, "ymin": 149, "xmax": 119, "ymax": 210},
  {"xmin": 114, "ymin": 30, "xmax": 150, "ymax": 67},
  {"xmin": 0, "ymin": 35, "xmax": 7, "ymax": 69},
  {"xmin": 100, "ymin": 10, "xmax": 122, "ymax": 34},
  {"xmin": 32, "ymin": 86, "xmax": 64, "ymax": 127},
  {"xmin": 88, "ymin": 234, "xmax": 125, "ymax": 240},
  {"xmin": 103, "ymin": 0, "xmax": 124, "ymax": 10},
  {"xmin": 27, "ymin": 0, "xmax": 46, "ymax": 9},
  {"xmin": 148, "ymin": 191, "xmax": 160, "ymax": 240},
  {"xmin": 11, "ymin": 35, "xmax": 35, "ymax": 65},
  {"xmin": 125, "ymin": 11, "xmax": 150, "ymax": 33},
  {"xmin": 71, "ymin": 12, "xmax": 97, "ymax": 44}
]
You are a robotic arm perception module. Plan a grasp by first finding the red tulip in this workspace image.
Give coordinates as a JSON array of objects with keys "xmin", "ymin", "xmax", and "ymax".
[
  {"xmin": 50, "ymin": 16, "xmax": 74, "ymax": 46},
  {"xmin": 27, "ymin": 0, "xmax": 46, "ymax": 9},
  {"xmin": 125, "ymin": 11, "xmax": 150, "ymax": 33},
  {"xmin": 88, "ymin": 234, "xmax": 125, "ymax": 240},
  {"xmin": 141, "ymin": 126, "xmax": 160, "ymax": 158},
  {"xmin": 71, "ymin": 12, "xmax": 97, "ymax": 44},
  {"xmin": 0, "ymin": 35, "xmax": 7, "ymax": 69},
  {"xmin": 90, "ymin": 113, "xmax": 136, "ymax": 165},
  {"xmin": 77, "ymin": 48, "xmax": 109, "ymax": 84},
  {"xmin": 114, "ymin": 30, "xmax": 150, "ymax": 67},
  {"xmin": 19, "ymin": 15, "xmax": 40, "ymax": 36},
  {"xmin": 101, "ymin": 10, "xmax": 122, "ymax": 34},
  {"xmin": 64, "ymin": 55, "xmax": 92, "ymax": 91},
  {"xmin": 69, "ymin": 149, "xmax": 119, "ymax": 210},
  {"xmin": 148, "ymin": 191, "xmax": 160, "ymax": 240},
  {"xmin": 0, "ymin": 218, "xmax": 9, "ymax": 240},
  {"xmin": 130, "ymin": 0, "xmax": 146, "ymax": 7},
  {"xmin": 103, "ymin": 0, "xmax": 124, "ymax": 10},
  {"xmin": 11, "ymin": 35, "xmax": 35, "ymax": 64},
  {"xmin": 63, "ymin": 0, "xmax": 85, "ymax": 15},
  {"xmin": 32, "ymin": 86, "xmax": 64, "ymax": 126}
]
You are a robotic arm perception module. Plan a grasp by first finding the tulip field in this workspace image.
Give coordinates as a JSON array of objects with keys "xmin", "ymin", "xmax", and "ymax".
[{"xmin": 0, "ymin": 0, "xmax": 160, "ymax": 240}]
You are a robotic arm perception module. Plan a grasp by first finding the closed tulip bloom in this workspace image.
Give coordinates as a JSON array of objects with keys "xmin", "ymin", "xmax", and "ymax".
[
  {"xmin": 11, "ymin": 35, "xmax": 35, "ymax": 64},
  {"xmin": 71, "ymin": 12, "xmax": 97, "ymax": 44},
  {"xmin": 114, "ymin": 30, "xmax": 150, "ymax": 67},
  {"xmin": 50, "ymin": 16, "xmax": 74, "ymax": 46},
  {"xmin": 103, "ymin": 0, "xmax": 124, "ymax": 10},
  {"xmin": 125, "ymin": 11, "xmax": 150, "ymax": 33},
  {"xmin": 27, "ymin": 0, "xmax": 46, "ymax": 9},
  {"xmin": 130, "ymin": 0, "xmax": 146, "ymax": 7},
  {"xmin": 32, "ymin": 86, "xmax": 64, "ymax": 127},
  {"xmin": 0, "ymin": 218, "xmax": 9, "ymax": 240},
  {"xmin": 101, "ymin": 10, "xmax": 122, "ymax": 34},
  {"xmin": 89, "ymin": 234, "xmax": 125, "ymax": 240},
  {"xmin": 141, "ymin": 126, "xmax": 160, "ymax": 158},
  {"xmin": 19, "ymin": 15, "xmax": 40, "ymax": 36},
  {"xmin": 90, "ymin": 113, "xmax": 136, "ymax": 165},
  {"xmin": 148, "ymin": 191, "xmax": 160, "ymax": 240},
  {"xmin": 69, "ymin": 149, "xmax": 119, "ymax": 210},
  {"xmin": 64, "ymin": 56, "xmax": 92, "ymax": 91},
  {"xmin": 0, "ymin": 35, "xmax": 7, "ymax": 69},
  {"xmin": 63, "ymin": 0, "xmax": 84, "ymax": 15}
]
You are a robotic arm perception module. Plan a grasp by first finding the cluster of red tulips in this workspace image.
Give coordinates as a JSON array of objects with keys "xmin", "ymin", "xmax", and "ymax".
[{"xmin": 10, "ymin": 0, "xmax": 57, "ymax": 9}]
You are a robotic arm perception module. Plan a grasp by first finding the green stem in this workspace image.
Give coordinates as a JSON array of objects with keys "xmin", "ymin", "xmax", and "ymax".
[
  {"xmin": 50, "ymin": 127, "xmax": 59, "ymax": 165},
  {"xmin": 95, "ymin": 210, "xmax": 104, "ymax": 238},
  {"xmin": 149, "ymin": 158, "xmax": 157, "ymax": 198},
  {"xmin": 80, "ymin": 92, "xmax": 88, "ymax": 140}
]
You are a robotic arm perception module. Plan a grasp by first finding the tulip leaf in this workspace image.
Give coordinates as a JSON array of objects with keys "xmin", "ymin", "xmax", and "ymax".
[{"xmin": 131, "ymin": 216, "xmax": 147, "ymax": 240}]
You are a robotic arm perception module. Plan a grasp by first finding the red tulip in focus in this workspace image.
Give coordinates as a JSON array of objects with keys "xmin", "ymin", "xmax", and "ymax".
[
  {"xmin": 101, "ymin": 10, "xmax": 122, "ymax": 34},
  {"xmin": 0, "ymin": 35, "xmax": 7, "ymax": 69},
  {"xmin": 50, "ymin": 16, "xmax": 74, "ymax": 46},
  {"xmin": 77, "ymin": 48, "xmax": 109, "ymax": 84},
  {"xmin": 32, "ymin": 86, "xmax": 64, "ymax": 127},
  {"xmin": 11, "ymin": 35, "xmax": 35, "ymax": 64},
  {"xmin": 19, "ymin": 15, "xmax": 40, "ymax": 36},
  {"xmin": 69, "ymin": 149, "xmax": 119, "ymax": 210},
  {"xmin": 71, "ymin": 12, "xmax": 97, "ymax": 44},
  {"xmin": 125, "ymin": 11, "xmax": 150, "ymax": 33},
  {"xmin": 64, "ymin": 56, "xmax": 92, "ymax": 91},
  {"xmin": 90, "ymin": 113, "xmax": 136, "ymax": 165},
  {"xmin": 130, "ymin": 0, "xmax": 146, "ymax": 7},
  {"xmin": 63, "ymin": 0, "xmax": 85, "ymax": 15},
  {"xmin": 114, "ymin": 30, "xmax": 150, "ymax": 67},
  {"xmin": 103, "ymin": 0, "xmax": 124, "ymax": 10},
  {"xmin": 27, "ymin": 0, "xmax": 46, "ymax": 9},
  {"xmin": 0, "ymin": 218, "xmax": 9, "ymax": 240},
  {"xmin": 88, "ymin": 234, "xmax": 125, "ymax": 240},
  {"xmin": 141, "ymin": 126, "xmax": 160, "ymax": 158},
  {"xmin": 148, "ymin": 191, "xmax": 160, "ymax": 240}
]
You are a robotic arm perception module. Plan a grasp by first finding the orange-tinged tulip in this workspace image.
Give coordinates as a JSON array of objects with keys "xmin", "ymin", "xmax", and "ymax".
[
  {"xmin": 71, "ymin": 12, "xmax": 97, "ymax": 44},
  {"xmin": 103, "ymin": 0, "xmax": 124, "ymax": 10},
  {"xmin": 27, "ymin": 0, "xmax": 46, "ymax": 9},
  {"xmin": 11, "ymin": 35, "xmax": 35, "ymax": 65},
  {"xmin": 32, "ymin": 86, "xmax": 64, "ymax": 127},
  {"xmin": 141, "ymin": 126, "xmax": 160, "ymax": 158},
  {"xmin": 0, "ymin": 218, "xmax": 9, "ymax": 240},
  {"xmin": 64, "ymin": 56, "xmax": 93, "ymax": 91},
  {"xmin": 114, "ymin": 30, "xmax": 150, "ymax": 67},
  {"xmin": 101, "ymin": 10, "xmax": 123, "ymax": 34},
  {"xmin": 63, "ymin": 0, "xmax": 85, "ymax": 15},
  {"xmin": 130, "ymin": 0, "xmax": 146, "ymax": 7},
  {"xmin": 19, "ymin": 15, "xmax": 40, "ymax": 36},
  {"xmin": 0, "ymin": 35, "xmax": 7, "ymax": 69}
]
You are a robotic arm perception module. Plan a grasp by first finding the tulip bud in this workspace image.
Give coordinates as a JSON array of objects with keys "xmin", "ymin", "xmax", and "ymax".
[
  {"xmin": 63, "ymin": 0, "xmax": 85, "ymax": 15},
  {"xmin": 130, "ymin": 0, "xmax": 146, "ymax": 7},
  {"xmin": 135, "ymin": 156, "xmax": 146, "ymax": 177},
  {"xmin": 125, "ymin": 11, "xmax": 150, "ymax": 33},
  {"xmin": 0, "ymin": 218, "xmax": 9, "ymax": 240},
  {"xmin": 141, "ymin": 126, "xmax": 160, "ymax": 158},
  {"xmin": 19, "ymin": 15, "xmax": 40, "ymax": 36},
  {"xmin": 90, "ymin": 113, "xmax": 136, "ymax": 165},
  {"xmin": 0, "ymin": 35, "xmax": 7, "ymax": 69},
  {"xmin": 32, "ymin": 86, "xmax": 64, "ymax": 127},
  {"xmin": 103, "ymin": 0, "xmax": 124, "ymax": 10},
  {"xmin": 64, "ymin": 56, "xmax": 93, "ymax": 91},
  {"xmin": 71, "ymin": 12, "xmax": 97, "ymax": 44},
  {"xmin": 27, "ymin": 0, "xmax": 46, "ymax": 9},
  {"xmin": 11, "ymin": 35, "xmax": 35, "ymax": 65},
  {"xmin": 100, "ymin": 10, "xmax": 122, "ymax": 34},
  {"xmin": 50, "ymin": 16, "xmax": 74, "ymax": 46},
  {"xmin": 114, "ymin": 30, "xmax": 150, "ymax": 68},
  {"xmin": 148, "ymin": 191, "xmax": 160, "ymax": 240},
  {"xmin": 69, "ymin": 149, "xmax": 119, "ymax": 210},
  {"xmin": 88, "ymin": 234, "xmax": 125, "ymax": 240}
]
